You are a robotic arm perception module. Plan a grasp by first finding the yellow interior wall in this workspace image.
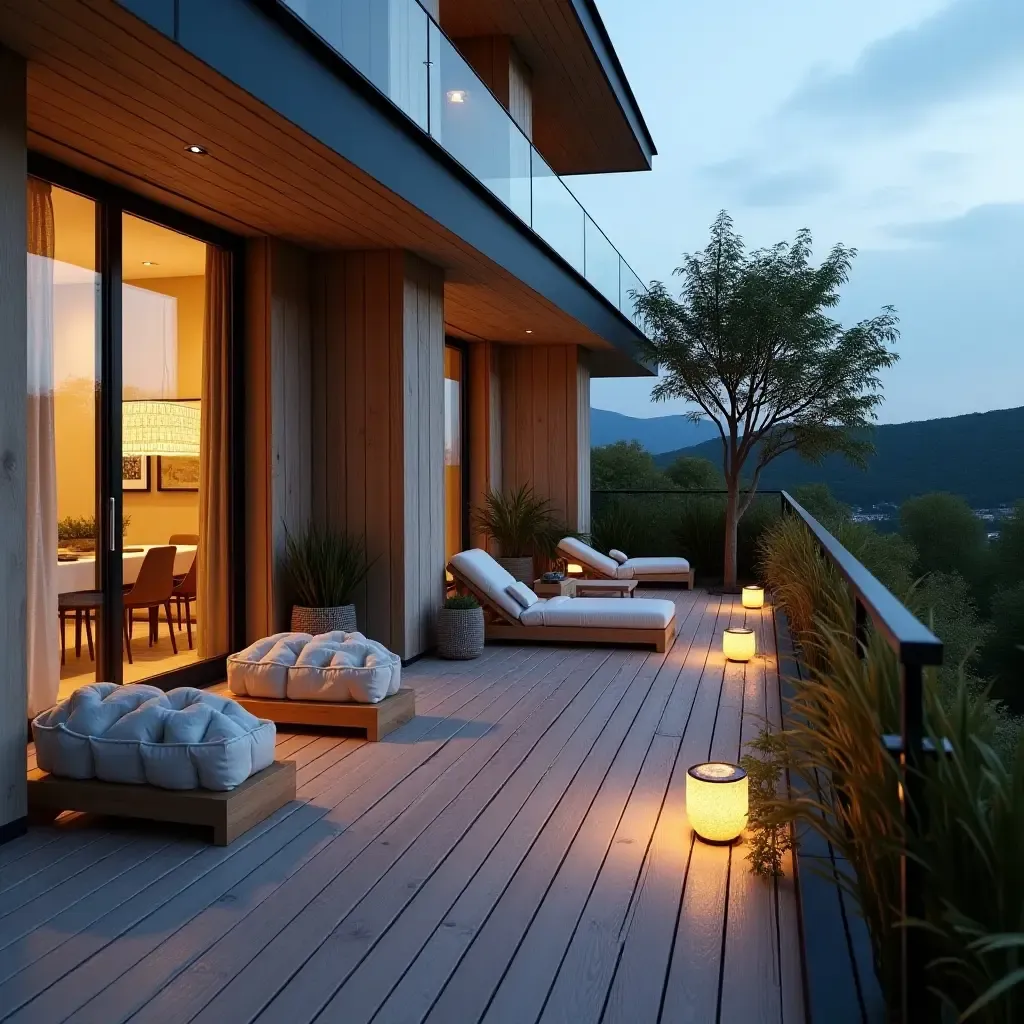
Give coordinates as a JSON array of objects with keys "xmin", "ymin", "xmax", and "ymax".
[{"xmin": 54, "ymin": 274, "xmax": 205, "ymax": 545}]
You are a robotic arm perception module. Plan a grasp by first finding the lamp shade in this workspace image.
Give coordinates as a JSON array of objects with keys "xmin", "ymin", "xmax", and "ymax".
[
  {"xmin": 742, "ymin": 585, "xmax": 765, "ymax": 609},
  {"xmin": 122, "ymin": 400, "xmax": 200, "ymax": 457},
  {"xmin": 687, "ymin": 762, "xmax": 748, "ymax": 842},
  {"xmin": 723, "ymin": 627, "xmax": 756, "ymax": 662},
  {"xmin": 566, "ymin": 563, "xmax": 584, "ymax": 576}
]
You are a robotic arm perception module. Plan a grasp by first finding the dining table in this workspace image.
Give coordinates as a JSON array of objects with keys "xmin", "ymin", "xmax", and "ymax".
[{"xmin": 56, "ymin": 544, "xmax": 197, "ymax": 596}]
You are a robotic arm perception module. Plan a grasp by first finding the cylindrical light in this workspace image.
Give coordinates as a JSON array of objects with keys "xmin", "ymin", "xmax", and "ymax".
[
  {"xmin": 566, "ymin": 563, "xmax": 584, "ymax": 576},
  {"xmin": 687, "ymin": 762, "xmax": 748, "ymax": 842},
  {"xmin": 742, "ymin": 585, "xmax": 764, "ymax": 609},
  {"xmin": 723, "ymin": 627, "xmax": 756, "ymax": 662},
  {"xmin": 122, "ymin": 400, "xmax": 201, "ymax": 457}
]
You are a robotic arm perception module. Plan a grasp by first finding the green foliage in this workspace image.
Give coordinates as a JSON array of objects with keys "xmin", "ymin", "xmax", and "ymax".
[
  {"xmin": 57, "ymin": 514, "xmax": 130, "ymax": 542},
  {"xmin": 663, "ymin": 455, "xmax": 724, "ymax": 490},
  {"xmin": 472, "ymin": 485, "xmax": 556, "ymax": 559},
  {"xmin": 443, "ymin": 594, "xmax": 480, "ymax": 611},
  {"xmin": 992, "ymin": 501, "xmax": 1024, "ymax": 589},
  {"xmin": 740, "ymin": 729, "xmax": 794, "ymax": 879},
  {"xmin": 633, "ymin": 210, "xmax": 898, "ymax": 586},
  {"xmin": 758, "ymin": 516, "xmax": 1024, "ymax": 1019},
  {"xmin": 980, "ymin": 583, "xmax": 1024, "ymax": 714},
  {"xmin": 900, "ymin": 492, "xmax": 989, "ymax": 594},
  {"xmin": 590, "ymin": 440, "xmax": 666, "ymax": 490},
  {"xmin": 282, "ymin": 523, "xmax": 372, "ymax": 607},
  {"xmin": 790, "ymin": 483, "xmax": 850, "ymax": 528}
]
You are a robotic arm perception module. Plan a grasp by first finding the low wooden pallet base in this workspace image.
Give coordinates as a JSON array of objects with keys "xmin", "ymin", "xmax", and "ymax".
[
  {"xmin": 27, "ymin": 760, "xmax": 296, "ymax": 846},
  {"xmin": 233, "ymin": 687, "xmax": 416, "ymax": 740},
  {"xmin": 485, "ymin": 622, "xmax": 674, "ymax": 653}
]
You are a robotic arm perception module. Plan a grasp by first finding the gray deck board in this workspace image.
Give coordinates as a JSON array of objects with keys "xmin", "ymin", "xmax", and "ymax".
[{"xmin": 1, "ymin": 590, "xmax": 806, "ymax": 1024}]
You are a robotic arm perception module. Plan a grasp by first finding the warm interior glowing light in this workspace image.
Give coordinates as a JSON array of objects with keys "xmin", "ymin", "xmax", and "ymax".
[
  {"xmin": 445, "ymin": 570, "xmax": 454, "ymax": 583},
  {"xmin": 722, "ymin": 627, "xmax": 756, "ymax": 662},
  {"xmin": 742, "ymin": 585, "xmax": 764, "ymax": 609},
  {"xmin": 687, "ymin": 762, "xmax": 748, "ymax": 842},
  {"xmin": 566, "ymin": 563, "xmax": 584, "ymax": 576},
  {"xmin": 122, "ymin": 400, "xmax": 201, "ymax": 457},
  {"xmin": 447, "ymin": 89, "xmax": 467, "ymax": 103}
]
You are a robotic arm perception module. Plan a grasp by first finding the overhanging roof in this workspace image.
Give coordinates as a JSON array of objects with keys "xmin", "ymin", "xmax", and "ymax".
[{"xmin": 439, "ymin": 0, "xmax": 656, "ymax": 175}]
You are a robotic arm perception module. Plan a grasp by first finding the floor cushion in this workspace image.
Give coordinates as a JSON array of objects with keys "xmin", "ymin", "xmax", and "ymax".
[
  {"xmin": 228, "ymin": 630, "xmax": 402, "ymax": 705},
  {"xmin": 32, "ymin": 683, "xmax": 276, "ymax": 791}
]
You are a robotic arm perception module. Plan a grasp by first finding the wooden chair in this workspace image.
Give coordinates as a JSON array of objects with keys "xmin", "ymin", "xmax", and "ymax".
[
  {"xmin": 168, "ymin": 533, "xmax": 199, "ymax": 584},
  {"xmin": 58, "ymin": 590, "xmax": 102, "ymax": 664},
  {"xmin": 172, "ymin": 551, "xmax": 198, "ymax": 649},
  {"xmin": 123, "ymin": 546, "xmax": 178, "ymax": 664}
]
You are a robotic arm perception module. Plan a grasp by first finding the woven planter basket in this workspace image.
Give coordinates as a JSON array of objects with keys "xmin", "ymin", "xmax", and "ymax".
[
  {"xmin": 499, "ymin": 556, "xmax": 534, "ymax": 584},
  {"xmin": 436, "ymin": 606, "xmax": 485, "ymax": 660},
  {"xmin": 290, "ymin": 604, "xmax": 358, "ymax": 635}
]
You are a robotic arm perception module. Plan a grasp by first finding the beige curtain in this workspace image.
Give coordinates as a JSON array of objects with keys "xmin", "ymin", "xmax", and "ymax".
[
  {"xmin": 26, "ymin": 178, "xmax": 60, "ymax": 716},
  {"xmin": 198, "ymin": 246, "xmax": 231, "ymax": 657}
]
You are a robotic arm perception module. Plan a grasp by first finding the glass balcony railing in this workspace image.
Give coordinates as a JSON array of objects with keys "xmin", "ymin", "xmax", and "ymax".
[{"xmin": 280, "ymin": 0, "xmax": 648, "ymax": 331}]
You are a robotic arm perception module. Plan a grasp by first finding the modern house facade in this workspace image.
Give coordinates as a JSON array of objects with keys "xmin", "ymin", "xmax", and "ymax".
[{"xmin": 0, "ymin": 0, "xmax": 656, "ymax": 842}]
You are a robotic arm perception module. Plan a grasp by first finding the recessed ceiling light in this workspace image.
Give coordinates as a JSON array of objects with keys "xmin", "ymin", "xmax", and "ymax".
[
  {"xmin": 142, "ymin": 261, "xmax": 158, "ymax": 266},
  {"xmin": 185, "ymin": 144, "xmax": 207, "ymax": 155},
  {"xmin": 525, "ymin": 329, "xmax": 533, "ymax": 334},
  {"xmin": 446, "ymin": 90, "xmax": 467, "ymax": 104}
]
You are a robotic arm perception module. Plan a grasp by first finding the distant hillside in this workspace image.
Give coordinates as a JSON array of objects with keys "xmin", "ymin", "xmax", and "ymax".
[
  {"xmin": 591, "ymin": 408, "xmax": 719, "ymax": 454},
  {"xmin": 652, "ymin": 406, "xmax": 1024, "ymax": 507}
]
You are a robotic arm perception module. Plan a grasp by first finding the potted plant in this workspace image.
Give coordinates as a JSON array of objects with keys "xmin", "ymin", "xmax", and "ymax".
[
  {"xmin": 472, "ymin": 484, "xmax": 556, "ymax": 582},
  {"xmin": 58, "ymin": 513, "xmax": 131, "ymax": 553},
  {"xmin": 436, "ymin": 593, "xmax": 484, "ymax": 660},
  {"xmin": 283, "ymin": 523, "xmax": 372, "ymax": 634}
]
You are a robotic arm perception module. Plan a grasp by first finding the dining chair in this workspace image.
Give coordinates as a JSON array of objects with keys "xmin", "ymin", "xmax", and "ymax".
[
  {"xmin": 172, "ymin": 550, "xmax": 198, "ymax": 649},
  {"xmin": 58, "ymin": 590, "xmax": 102, "ymax": 664},
  {"xmin": 122, "ymin": 545, "xmax": 178, "ymax": 664},
  {"xmin": 168, "ymin": 533, "xmax": 199, "ymax": 586}
]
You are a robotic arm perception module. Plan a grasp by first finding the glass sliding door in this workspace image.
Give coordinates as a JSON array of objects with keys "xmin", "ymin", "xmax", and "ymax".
[
  {"xmin": 444, "ymin": 343, "xmax": 467, "ymax": 565},
  {"xmin": 25, "ymin": 162, "xmax": 239, "ymax": 712}
]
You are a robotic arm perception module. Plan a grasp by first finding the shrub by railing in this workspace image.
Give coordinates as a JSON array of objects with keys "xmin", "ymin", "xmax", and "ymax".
[{"xmin": 762, "ymin": 494, "xmax": 1024, "ymax": 1023}]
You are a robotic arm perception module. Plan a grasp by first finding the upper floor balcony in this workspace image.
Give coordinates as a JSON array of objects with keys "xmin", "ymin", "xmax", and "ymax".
[{"xmin": 278, "ymin": 0, "xmax": 649, "ymax": 331}]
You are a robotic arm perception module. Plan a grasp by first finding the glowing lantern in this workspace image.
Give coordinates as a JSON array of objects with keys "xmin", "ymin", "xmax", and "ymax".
[
  {"xmin": 723, "ymin": 627, "xmax": 756, "ymax": 662},
  {"xmin": 687, "ymin": 762, "xmax": 749, "ymax": 842},
  {"xmin": 742, "ymin": 585, "xmax": 764, "ymax": 609},
  {"xmin": 566, "ymin": 563, "xmax": 584, "ymax": 576}
]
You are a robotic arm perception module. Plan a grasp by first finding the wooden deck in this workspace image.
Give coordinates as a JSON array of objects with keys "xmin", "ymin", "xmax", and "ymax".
[{"xmin": 2, "ymin": 589, "xmax": 805, "ymax": 1024}]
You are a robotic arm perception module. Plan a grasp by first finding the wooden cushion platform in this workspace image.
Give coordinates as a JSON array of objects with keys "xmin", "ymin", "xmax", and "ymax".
[
  {"xmin": 27, "ymin": 760, "xmax": 296, "ymax": 846},
  {"xmin": 232, "ymin": 687, "xmax": 415, "ymax": 741}
]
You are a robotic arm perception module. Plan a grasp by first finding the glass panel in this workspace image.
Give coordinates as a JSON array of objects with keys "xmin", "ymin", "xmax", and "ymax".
[
  {"xmin": 121, "ymin": 213, "xmax": 210, "ymax": 681},
  {"xmin": 584, "ymin": 215, "xmax": 620, "ymax": 306},
  {"xmin": 431, "ymin": 28, "xmax": 532, "ymax": 222},
  {"xmin": 29, "ymin": 182, "xmax": 101, "ymax": 706},
  {"xmin": 530, "ymin": 150, "xmax": 585, "ymax": 274},
  {"xmin": 284, "ymin": 0, "xmax": 429, "ymax": 131},
  {"xmin": 444, "ymin": 345, "xmax": 464, "ymax": 566},
  {"xmin": 620, "ymin": 262, "xmax": 646, "ymax": 328}
]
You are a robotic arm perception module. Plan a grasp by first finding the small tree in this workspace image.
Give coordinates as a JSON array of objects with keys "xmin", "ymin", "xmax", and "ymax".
[
  {"xmin": 635, "ymin": 211, "xmax": 899, "ymax": 588},
  {"xmin": 664, "ymin": 455, "xmax": 724, "ymax": 490},
  {"xmin": 591, "ymin": 440, "xmax": 665, "ymax": 490}
]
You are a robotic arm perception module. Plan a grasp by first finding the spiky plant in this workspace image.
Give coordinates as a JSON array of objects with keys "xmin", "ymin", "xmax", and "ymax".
[
  {"xmin": 283, "ymin": 523, "xmax": 372, "ymax": 607},
  {"xmin": 443, "ymin": 594, "xmax": 480, "ymax": 611},
  {"xmin": 472, "ymin": 485, "xmax": 556, "ymax": 559}
]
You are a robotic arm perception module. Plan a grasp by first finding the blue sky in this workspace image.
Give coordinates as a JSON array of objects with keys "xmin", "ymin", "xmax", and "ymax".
[{"xmin": 575, "ymin": 0, "xmax": 1024, "ymax": 423}]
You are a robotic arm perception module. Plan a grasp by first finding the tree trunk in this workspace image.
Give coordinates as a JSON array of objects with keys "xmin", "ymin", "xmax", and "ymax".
[{"xmin": 723, "ymin": 479, "xmax": 740, "ymax": 590}]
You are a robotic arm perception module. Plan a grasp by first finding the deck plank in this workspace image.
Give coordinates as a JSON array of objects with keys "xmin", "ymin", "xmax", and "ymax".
[{"xmin": 0, "ymin": 591, "xmax": 811, "ymax": 1024}]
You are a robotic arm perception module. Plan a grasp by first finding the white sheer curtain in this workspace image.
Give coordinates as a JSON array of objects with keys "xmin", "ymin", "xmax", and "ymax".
[{"xmin": 26, "ymin": 177, "xmax": 60, "ymax": 716}]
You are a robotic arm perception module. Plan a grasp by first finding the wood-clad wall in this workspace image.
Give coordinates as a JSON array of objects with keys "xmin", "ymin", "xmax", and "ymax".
[
  {"xmin": 452, "ymin": 35, "xmax": 533, "ymax": 140},
  {"xmin": 244, "ymin": 237, "xmax": 313, "ymax": 642},
  {"xmin": 467, "ymin": 340, "xmax": 502, "ymax": 549},
  {"xmin": 311, "ymin": 250, "xmax": 444, "ymax": 659},
  {"xmin": 497, "ymin": 344, "xmax": 589, "ymax": 530},
  {"xmin": 0, "ymin": 47, "xmax": 27, "ymax": 840}
]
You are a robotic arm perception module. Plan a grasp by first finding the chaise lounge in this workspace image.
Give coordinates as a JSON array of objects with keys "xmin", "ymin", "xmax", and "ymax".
[
  {"xmin": 447, "ymin": 549, "xmax": 677, "ymax": 653},
  {"xmin": 557, "ymin": 537, "xmax": 695, "ymax": 589}
]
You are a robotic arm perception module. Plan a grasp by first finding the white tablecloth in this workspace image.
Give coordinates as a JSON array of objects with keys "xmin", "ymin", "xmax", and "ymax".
[{"xmin": 57, "ymin": 545, "xmax": 197, "ymax": 596}]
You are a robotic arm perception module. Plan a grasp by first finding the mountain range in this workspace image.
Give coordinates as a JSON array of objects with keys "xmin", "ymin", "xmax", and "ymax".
[
  {"xmin": 593, "ymin": 405, "xmax": 1024, "ymax": 508},
  {"xmin": 590, "ymin": 408, "xmax": 719, "ymax": 453}
]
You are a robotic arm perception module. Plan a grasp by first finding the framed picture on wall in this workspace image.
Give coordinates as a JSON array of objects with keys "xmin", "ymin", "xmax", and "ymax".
[
  {"xmin": 122, "ymin": 454, "xmax": 150, "ymax": 492},
  {"xmin": 157, "ymin": 456, "xmax": 200, "ymax": 492}
]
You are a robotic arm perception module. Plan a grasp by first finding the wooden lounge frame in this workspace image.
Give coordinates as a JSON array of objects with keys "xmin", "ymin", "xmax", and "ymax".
[
  {"xmin": 448, "ymin": 564, "xmax": 674, "ymax": 654},
  {"xmin": 232, "ymin": 688, "xmax": 416, "ymax": 741},
  {"xmin": 563, "ymin": 543, "xmax": 696, "ymax": 589},
  {"xmin": 27, "ymin": 760, "xmax": 296, "ymax": 846}
]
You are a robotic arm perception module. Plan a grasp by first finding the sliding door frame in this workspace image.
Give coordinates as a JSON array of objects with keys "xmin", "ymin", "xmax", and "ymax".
[
  {"xmin": 444, "ymin": 338, "xmax": 471, "ymax": 555},
  {"xmin": 30, "ymin": 154, "xmax": 247, "ymax": 689}
]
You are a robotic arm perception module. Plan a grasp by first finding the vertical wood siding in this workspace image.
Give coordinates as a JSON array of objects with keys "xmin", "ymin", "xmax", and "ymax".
[{"xmin": 0, "ymin": 47, "xmax": 27, "ymax": 835}]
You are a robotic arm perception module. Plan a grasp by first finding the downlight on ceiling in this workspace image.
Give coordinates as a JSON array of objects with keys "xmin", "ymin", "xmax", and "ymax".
[
  {"xmin": 142, "ymin": 261, "xmax": 158, "ymax": 267},
  {"xmin": 185, "ymin": 144, "xmax": 207, "ymax": 155}
]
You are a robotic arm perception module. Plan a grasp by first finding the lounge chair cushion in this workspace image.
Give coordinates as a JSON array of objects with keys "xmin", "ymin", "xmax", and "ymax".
[
  {"xmin": 227, "ymin": 631, "xmax": 401, "ymax": 704},
  {"xmin": 557, "ymin": 537, "xmax": 619, "ymax": 577},
  {"xmin": 505, "ymin": 581, "xmax": 538, "ymax": 609},
  {"xmin": 608, "ymin": 549, "xmax": 629, "ymax": 564},
  {"xmin": 621, "ymin": 556, "xmax": 691, "ymax": 577},
  {"xmin": 519, "ymin": 595, "xmax": 675, "ymax": 629},
  {"xmin": 449, "ymin": 549, "xmax": 523, "ymax": 622},
  {"xmin": 32, "ymin": 683, "xmax": 276, "ymax": 791}
]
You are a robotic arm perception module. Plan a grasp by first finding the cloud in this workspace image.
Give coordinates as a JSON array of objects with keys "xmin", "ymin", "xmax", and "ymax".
[
  {"xmin": 784, "ymin": 0, "xmax": 1024, "ymax": 127},
  {"xmin": 701, "ymin": 157, "xmax": 838, "ymax": 207},
  {"xmin": 887, "ymin": 202, "xmax": 1024, "ymax": 245}
]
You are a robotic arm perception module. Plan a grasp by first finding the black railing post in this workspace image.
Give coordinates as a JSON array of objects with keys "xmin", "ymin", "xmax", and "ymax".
[{"xmin": 899, "ymin": 658, "xmax": 926, "ymax": 1024}]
